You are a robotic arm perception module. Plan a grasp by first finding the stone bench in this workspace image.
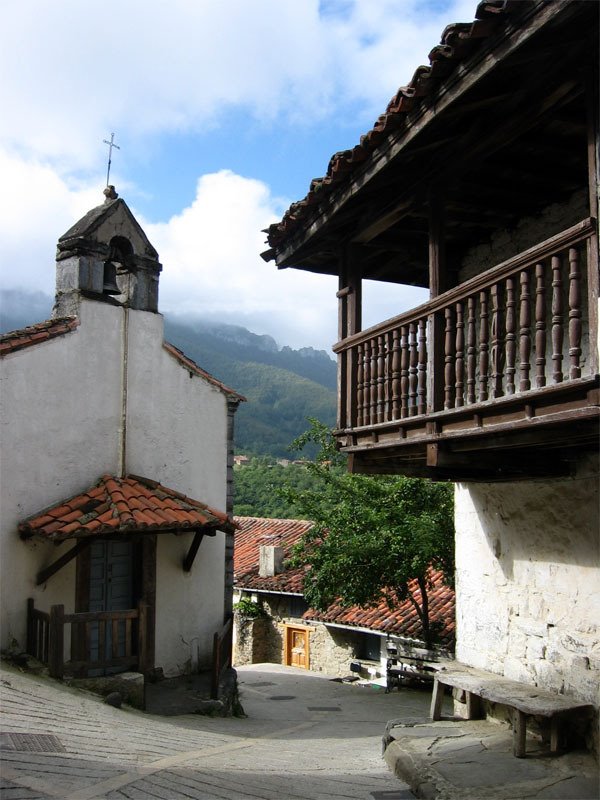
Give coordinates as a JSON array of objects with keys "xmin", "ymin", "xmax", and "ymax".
[{"xmin": 430, "ymin": 663, "xmax": 594, "ymax": 758}]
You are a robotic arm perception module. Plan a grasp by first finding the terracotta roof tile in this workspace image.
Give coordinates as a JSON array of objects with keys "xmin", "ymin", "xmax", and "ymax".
[
  {"xmin": 0, "ymin": 317, "xmax": 80, "ymax": 356},
  {"xmin": 264, "ymin": 0, "xmax": 530, "ymax": 256},
  {"xmin": 234, "ymin": 516, "xmax": 455, "ymax": 649},
  {"xmin": 19, "ymin": 475, "xmax": 237, "ymax": 542}
]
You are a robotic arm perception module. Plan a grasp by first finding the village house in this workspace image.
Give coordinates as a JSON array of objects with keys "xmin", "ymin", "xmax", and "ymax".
[
  {"xmin": 0, "ymin": 187, "xmax": 244, "ymax": 684},
  {"xmin": 232, "ymin": 516, "xmax": 454, "ymax": 681},
  {"xmin": 263, "ymin": 0, "xmax": 599, "ymax": 753}
]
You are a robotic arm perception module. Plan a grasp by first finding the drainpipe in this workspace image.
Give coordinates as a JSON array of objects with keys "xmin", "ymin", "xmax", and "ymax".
[{"xmin": 118, "ymin": 301, "xmax": 130, "ymax": 479}]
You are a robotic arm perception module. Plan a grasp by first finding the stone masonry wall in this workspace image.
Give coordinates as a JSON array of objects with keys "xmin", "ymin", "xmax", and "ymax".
[
  {"xmin": 233, "ymin": 595, "xmax": 385, "ymax": 677},
  {"xmin": 455, "ymin": 454, "xmax": 599, "ymax": 716}
]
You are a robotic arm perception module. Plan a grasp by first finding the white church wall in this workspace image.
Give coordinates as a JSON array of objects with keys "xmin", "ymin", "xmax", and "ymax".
[
  {"xmin": 0, "ymin": 301, "xmax": 122, "ymax": 649},
  {"xmin": 455, "ymin": 454, "xmax": 600, "ymax": 707},
  {"xmin": 126, "ymin": 310, "xmax": 229, "ymax": 675}
]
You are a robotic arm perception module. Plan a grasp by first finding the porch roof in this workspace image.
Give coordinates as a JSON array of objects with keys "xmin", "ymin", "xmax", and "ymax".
[{"xmin": 18, "ymin": 474, "xmax": 236, "ymax": 543}]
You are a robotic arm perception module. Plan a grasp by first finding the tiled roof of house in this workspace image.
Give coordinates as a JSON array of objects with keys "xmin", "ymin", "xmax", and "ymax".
[
  {"xmin": 233, "ymin": 516, "xmax": 455, "ymax": 648},
  {"xmin": 304, "ymin": 569, "xmax": 455, "ymax": 649},
  {"xmin": 163, "ymin": 342, "xmax": 246, "ymax": 401},
  {"xmin": 263, "ymin": 0, "xmax": 531, "ymax": 255},
  {"xmin": 19, "ymin": 474, "xmax": 236, "ymax": 542},
  {"xmin": 0, "ymin": 317, "xmax": 79, "ymax": 356},
  {"xmin": 234, "ymin": 516, "xmax": 312, "ymax": 594}
]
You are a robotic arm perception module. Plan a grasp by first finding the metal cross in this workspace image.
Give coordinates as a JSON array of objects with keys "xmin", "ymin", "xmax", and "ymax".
[{"xmin": 103, "ymin": 132, "xmax": 120, "ymax": 186}]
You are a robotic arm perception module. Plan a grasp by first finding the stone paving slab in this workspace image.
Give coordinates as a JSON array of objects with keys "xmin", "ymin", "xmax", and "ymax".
[
  {"xmin": 0, "ymin": 661, "xmax": 420, "ymax": 800},
  {"xmin": 383, "ymin": 718, "xmax": 599, "ymax": 800}
]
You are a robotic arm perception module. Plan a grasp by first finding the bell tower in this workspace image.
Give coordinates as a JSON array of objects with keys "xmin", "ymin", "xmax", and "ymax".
[{"xmin": 53, "ymin": 186, "xmax": 163, "ymax": 318}]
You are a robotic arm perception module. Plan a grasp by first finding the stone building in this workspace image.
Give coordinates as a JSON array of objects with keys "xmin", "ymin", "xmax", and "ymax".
[
  {"xmin": 233, "ymin": 516, "xmax": 454, "ymax": 679},
  {"xmin": 0, "ymin": 188, "xmax": 244, "ymax": 679},
  {"xmin": 262, "ymin": 1, "xmax": 599, "ymax": 751}
]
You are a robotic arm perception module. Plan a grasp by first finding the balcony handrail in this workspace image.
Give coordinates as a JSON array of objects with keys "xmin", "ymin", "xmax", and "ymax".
[{"xmin": 334, "ymin": 217, "xmax": 596, "ymax": 353}]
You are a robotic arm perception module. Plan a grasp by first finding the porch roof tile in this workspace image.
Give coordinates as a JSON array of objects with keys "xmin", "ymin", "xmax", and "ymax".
[
  {"xmin": 19, "ymin": 475, "xmax": 236, "ymax": 542},
  {"xmin": 233, "ymin": 516, "xmax": 455, "ymax": 649}
]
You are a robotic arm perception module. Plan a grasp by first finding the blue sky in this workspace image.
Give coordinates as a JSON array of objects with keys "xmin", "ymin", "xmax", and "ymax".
[{"xmin": 0, "ymin": 0, "xmax": 477, "ymax": 351}]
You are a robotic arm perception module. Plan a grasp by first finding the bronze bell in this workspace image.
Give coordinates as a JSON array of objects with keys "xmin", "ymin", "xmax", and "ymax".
[{"xmin": 102, "ymin": 260, "xmax": 121, "ymax": 295}]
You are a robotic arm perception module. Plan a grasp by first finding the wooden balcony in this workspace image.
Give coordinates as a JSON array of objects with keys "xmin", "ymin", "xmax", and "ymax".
[{"xmin": 334, "ymin": 220, "xmax": 599, "ymax": 480}]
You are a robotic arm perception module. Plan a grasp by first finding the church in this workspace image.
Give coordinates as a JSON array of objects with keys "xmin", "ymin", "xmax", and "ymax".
[{"xmin": 0, "ymin": 187, "xmax": 244, "ymax": 680}]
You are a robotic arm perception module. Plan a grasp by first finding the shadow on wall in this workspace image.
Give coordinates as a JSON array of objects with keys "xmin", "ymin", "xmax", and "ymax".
[{"xmin": 459, "ymin": 453, "xmax": 599, "ymax": 579}]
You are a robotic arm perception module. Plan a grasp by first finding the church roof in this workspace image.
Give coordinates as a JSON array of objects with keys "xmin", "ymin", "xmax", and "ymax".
[
  {"xmin": 58, "ymin": 194, "xmax": 159, "ymax": 260},
  {"xmin": 0, "ymin": 318, "xmax": 79, "ymax": 357},
  {"xmin": 19, "ymin": 474, "xmax": 236, "ymax": 542},
  {"xmin": 163, "ymin": 342, "xmax": 246, "ymax": 401}
]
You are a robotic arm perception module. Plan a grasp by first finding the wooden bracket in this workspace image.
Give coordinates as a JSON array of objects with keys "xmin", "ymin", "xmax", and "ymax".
[
  {"xmin": 36, "ymin": 539, "xmax": 91, "ymax": 586},
  {"xmin": 183, "ymin": 531, "xmax": 205, "ymax": 573}
]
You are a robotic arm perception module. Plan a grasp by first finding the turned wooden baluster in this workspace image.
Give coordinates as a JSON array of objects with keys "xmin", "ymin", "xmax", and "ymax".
[
  {"xmin": 417, "ymin": 318, "xmax": 427, "ymax": 415},
  {"xmin": 479, "ymin": 289, "xmax": 489, "ymax": 402},
  {"xmin": 377, "ymin": 335, "xmax": 385, "ymax": 423},
  {"xmin": 551, "ymin": 255, "xmax": 563, "ymax": 383},
  {"xmin": 568, "ymin": 246, "xmax": 582, "ymax": 379},
  {"xmin": 518, "ymin": 270, "xmax": 531, "ymax": 392},
  {"xmin": 409, "ymin": 323, "xmax": 418, "ymax": 416},
  {"xmin": 391, "ymin": 329, "xmax": 401, "ymax": 420},
  {"xmin": 505, "ymin": 277, "xmax": 516, "ymax": 395},
  {"xmin": 356, "ymin": 343, "xmax": 364, "ymax": 427},
  {"xmin": 370, "ymin": 337, "xmax": 378, "ymax": 424},
  {"xmin": 444, "ymin": 307, "xmax": 455, "ymax": 409},
  {"xmin": 535, "ymin": 263, "xmax": 546, "ymax": 388},
  {"xmin": 466, "ymin": 296, "xmax": 476, "ymax": 405},
  {"xmin": 455, "ymin": 301, "xmax": 465, "ymax": 407},
  {"xmin": 490, "ymin": 283, "xmax": 504, "ymax": 398},
  {"xmin": 363, "ymin": 340, "xmax": 371, "ymax": 425},
  {"xmin": 400, "ymin": 325, "xmax": 409, "ymax": 418}
]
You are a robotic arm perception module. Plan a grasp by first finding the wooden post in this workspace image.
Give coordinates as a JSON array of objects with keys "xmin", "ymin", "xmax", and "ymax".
[
  {"xmin": 513, "ymin": 709, "xmax": 527, "ymax": 758},
  {"xmin": 137, "ymin": 600, "xmax": 148, "ymax": 675},
  {"xmin": 48, "ymin": 604, "xmax": 65, "ymax": 679},
  {"xmin": 585, "ymin": 63, "xmax": 599, "ymax": 375},
  {"xmin": 427, "ymin": 191, "xmax": 446, "ymax": 413},
  {"xmin": 211, "ymin": 631, "xmax": 220, "ymax": 700},
  {"xmin": 430, "ymin": 677, "xmax": 445, "ymax": 720},
  {"xmin": 26, "ymin": 598, "xmax": 34, "ymax": 657}
]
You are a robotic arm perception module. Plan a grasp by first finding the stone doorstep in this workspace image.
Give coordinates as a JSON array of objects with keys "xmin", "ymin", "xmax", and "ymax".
[{"xmin": 383, "ymin": 719, "xmax": 600, "ymax": 800}]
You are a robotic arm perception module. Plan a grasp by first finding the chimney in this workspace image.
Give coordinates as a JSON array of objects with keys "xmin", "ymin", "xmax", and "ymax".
[{"xmin": 259, "ymin": 545, "xmax": 284, "ymax": 577}]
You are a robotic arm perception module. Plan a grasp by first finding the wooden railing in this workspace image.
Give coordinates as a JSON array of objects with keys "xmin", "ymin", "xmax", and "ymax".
[
  {"xmin": 26, "ymin": 598, "xmax": 148, "ymax": 679},
  {"xmin": 211, "ymin": 615, "xmax": 233, "ymax": 699},
  {"xmin": 335, "ymin": 219, "xmax": 597, "ymax": 430}
]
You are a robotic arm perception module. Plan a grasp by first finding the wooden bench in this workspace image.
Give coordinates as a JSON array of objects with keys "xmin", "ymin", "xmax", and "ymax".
[
  {"xmin": 386, "ymin": 654, "xmax": 438, "ymax": 692},
  {"xmin": 430, "ymin": 664, "xmax": 594, "ymax": 758}
]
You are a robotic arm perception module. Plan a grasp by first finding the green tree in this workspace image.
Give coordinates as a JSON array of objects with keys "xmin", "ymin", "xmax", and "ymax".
[{"xmin": 284, "ymin": 420, "xmax": 455, "ymax": 649}]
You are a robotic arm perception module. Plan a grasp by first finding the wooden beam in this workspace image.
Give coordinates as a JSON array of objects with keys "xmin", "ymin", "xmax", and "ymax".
[
  {"xmin": 36, "ymin": 540, "xmax": 90, "ymax": 586},
  {"xmin": 183, "ymin": 531, "xmax": 205, "ymax": 573}
]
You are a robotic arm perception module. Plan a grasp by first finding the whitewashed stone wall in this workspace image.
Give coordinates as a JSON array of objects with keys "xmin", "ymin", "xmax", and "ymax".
[
  {"xmin": 455, "ymin": 454, "xmax": 599, "ymax": 710},
  {"xmin": 458, "ymin": 189, "xmax": 588, "ymax": 282}
]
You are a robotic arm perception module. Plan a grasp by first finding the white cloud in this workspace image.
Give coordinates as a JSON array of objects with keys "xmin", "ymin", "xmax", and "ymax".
[{"xmin": 0, "ymin": 0, "xmax": 480, "ymax": 168}]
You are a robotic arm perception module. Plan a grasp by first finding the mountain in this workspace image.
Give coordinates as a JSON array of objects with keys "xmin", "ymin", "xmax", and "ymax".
[{"xmin": 0, "ymin": 291, "xmax": 336, "ymax": 458}]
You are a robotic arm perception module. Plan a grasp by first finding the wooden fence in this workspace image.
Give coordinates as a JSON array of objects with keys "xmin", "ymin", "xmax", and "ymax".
[
  {"xmin": 211, "ymin": 615, "xmax": 233, "ymax": 699},
  {"xmin": 26, "ymin": 598, "xmax": 148, "ymax": 679}
]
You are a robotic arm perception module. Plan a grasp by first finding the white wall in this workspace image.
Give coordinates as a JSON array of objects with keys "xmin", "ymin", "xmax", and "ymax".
[
  {"xmin": 455, "ymin": 454, "xmax": 599, "ymax": 706},
  {"xmin": 0, "ymin": 298, "xmax": 231, "ymax": 676}
]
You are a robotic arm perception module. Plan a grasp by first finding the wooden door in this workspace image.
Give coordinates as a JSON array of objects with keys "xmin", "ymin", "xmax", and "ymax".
[
  {"xmin": 285, "ymin": 626, "xmax": 309, "ymax": 669},
  {"xmin": 89, "ymin": 540, "xmax": 133, "ymax": 673}
]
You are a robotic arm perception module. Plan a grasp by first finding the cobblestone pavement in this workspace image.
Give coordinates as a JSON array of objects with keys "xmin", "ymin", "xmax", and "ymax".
[{"xmin": 0, "ymin": 662, "xmax": 429, "ymax": 800}]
